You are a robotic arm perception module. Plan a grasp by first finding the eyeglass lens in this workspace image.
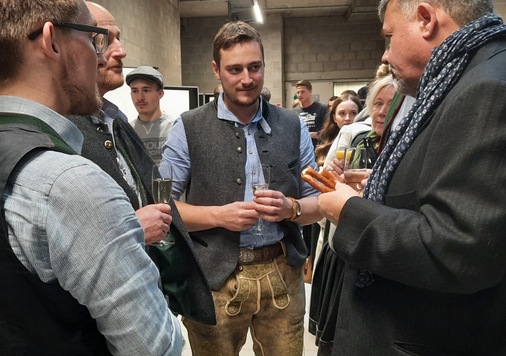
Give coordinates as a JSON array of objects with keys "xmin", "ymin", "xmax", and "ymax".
[{"xmin": 93, "ymin": 33, "xmax": 108, "ymax": 54}]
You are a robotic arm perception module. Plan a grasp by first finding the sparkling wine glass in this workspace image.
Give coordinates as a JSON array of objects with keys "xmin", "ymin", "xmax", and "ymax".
[
  {"xmin": 251, "ymin": 164, "xmax": 270, "ymax": 236},
  {"xmin": 151, "ymin": 162, "xmax": 173, "ymax": 246}
]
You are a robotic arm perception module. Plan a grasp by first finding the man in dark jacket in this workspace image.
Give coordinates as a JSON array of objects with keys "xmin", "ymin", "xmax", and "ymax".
[{"xmin": 318, "ymin": 0, "xmax": 506, "ymax": 354}]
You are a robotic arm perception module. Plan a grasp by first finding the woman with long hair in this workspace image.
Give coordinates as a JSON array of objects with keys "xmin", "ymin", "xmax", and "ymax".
[{"xmin": 314, "ymin": 94, "xmax": 362, "ymax": 167}]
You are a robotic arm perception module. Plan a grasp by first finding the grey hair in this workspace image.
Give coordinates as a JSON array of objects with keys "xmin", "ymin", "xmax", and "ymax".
[
  {"xmin": 366, "ymin": 74, "xmax": 396, "ymax": 117},
  {"xmin": 378, "ymin": 0, "xmax": 494, "ymax": 26}
]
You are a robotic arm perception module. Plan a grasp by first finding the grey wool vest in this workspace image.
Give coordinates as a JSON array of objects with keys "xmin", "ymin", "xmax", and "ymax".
[{"xmin": 181, "ymin": 100, "xmax": 308, "ymax": 290}]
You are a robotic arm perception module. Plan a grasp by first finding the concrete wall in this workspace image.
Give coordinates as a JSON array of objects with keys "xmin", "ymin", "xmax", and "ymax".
[
  {"xmin": 283, "ymin": 16, "xmax": 384, "ymax": 107},
  {"xmin": 93, "ymin": 0, "xmax": 182, "ymax": 86},
  {"xmin": 180, "ymin": 16, "xmax": 228, "ymax": 97}
]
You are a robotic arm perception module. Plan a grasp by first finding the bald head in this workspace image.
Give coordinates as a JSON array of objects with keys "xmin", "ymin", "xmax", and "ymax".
[
  {"xmin": 85, "ymin": 1, "xmax": 126, "ymax": 95},
  {"xmin": 86, "ymin": 2, "xmax": 117, "ymax": 29}
]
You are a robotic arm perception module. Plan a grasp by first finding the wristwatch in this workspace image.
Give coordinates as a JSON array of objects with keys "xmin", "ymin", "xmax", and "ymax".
[{"xmin": 289, "ymin": 197, "xmax": 301, "ymax": 220}]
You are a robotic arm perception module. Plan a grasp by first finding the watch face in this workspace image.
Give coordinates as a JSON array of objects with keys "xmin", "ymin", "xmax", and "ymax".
[{"xmin": 296, "ymin": 201, "xmax": 302, "ymax": 216}]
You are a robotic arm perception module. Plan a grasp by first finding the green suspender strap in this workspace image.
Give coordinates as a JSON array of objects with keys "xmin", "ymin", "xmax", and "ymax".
[
  {"xmin": 0, "ymin": 113, "xmax": 77, "ymax": 154},
  {"xmin": 0, "ymin": 112, "xmax": 78, "ymax": 275},
  {"xmin": 0, "ymin": 113, "xmax": 77, "ymax": 200}
]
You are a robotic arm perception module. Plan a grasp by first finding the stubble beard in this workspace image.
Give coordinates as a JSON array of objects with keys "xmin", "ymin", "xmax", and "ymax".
[
  {"xmin": 224, "ymin": 87, "xmax": 260, "ymax": 109},
  {"xmin": 392, "ymin": 75, "xmax": 416, "ymax": 98},
  {"xmin": 96, "ymin": 62, "xmax": 124, "ymax": 95},
  {"xmin": 61, "ymin": 56, "xmax": 103, "ymax": 116}
]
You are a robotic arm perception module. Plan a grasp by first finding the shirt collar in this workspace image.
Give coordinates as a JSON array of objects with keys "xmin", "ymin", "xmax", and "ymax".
[
  {"xmin": 216, "ymin": 92, "xmax": 271, "ymax": 134},
  {"xmin": 0, "ymin": 96, "xmax": 84, "ymax": 153}
]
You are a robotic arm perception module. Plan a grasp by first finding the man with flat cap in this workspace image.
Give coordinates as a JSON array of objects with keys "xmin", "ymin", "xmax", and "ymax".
[{"xmin": 127, "ymin": 66, "xmax": 174, "ymax": 165}]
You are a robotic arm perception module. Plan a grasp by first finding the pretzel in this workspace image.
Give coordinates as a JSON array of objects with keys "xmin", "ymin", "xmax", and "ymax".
[
  {"xmin": 321, "ymin": 168, "xmax": 339, "ymax": 187},
  {"xmin": 301, "ymin": 166, "xmax": 336, "ymax": 193}
]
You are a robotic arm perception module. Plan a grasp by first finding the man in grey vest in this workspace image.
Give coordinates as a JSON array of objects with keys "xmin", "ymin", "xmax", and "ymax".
[{"xmin": 162, "ymin": 21, "xmax": 322, "ymax": 355}]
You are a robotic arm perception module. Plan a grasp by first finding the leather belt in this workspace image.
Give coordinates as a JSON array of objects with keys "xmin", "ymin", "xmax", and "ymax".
[{"xmin": 238, "ymin": 243, "xmax": 283, "ymax": 265}]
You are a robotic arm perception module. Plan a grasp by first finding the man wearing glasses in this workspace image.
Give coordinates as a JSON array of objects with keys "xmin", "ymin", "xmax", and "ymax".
[{"xmin": 0, "ymin": 0, "xmax": 182, "ymax": 354}]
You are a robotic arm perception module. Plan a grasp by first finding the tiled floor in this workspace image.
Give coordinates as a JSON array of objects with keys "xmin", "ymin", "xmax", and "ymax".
[{"xmin": 181, "ymin": 283, "xmax": 318, "ymax": 355}]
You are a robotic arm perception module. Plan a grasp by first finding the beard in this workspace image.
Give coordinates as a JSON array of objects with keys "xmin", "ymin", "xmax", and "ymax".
[
  {"xmin": 393, "ymin": 78, "xmax": 415, "ymax": 97},
  {"xmin": 391, "ymin": 70, "xmax": 418, "ymax": 98},
  {"xmin": 223, "ymin": 86, "xmax": 261, "ymax": 108},
  {"xmin": 96, "ymin": 61, "xmax": 124, "ymax": 95},
  {"xmin": 60, "ymin": 54, "xmax": 103, "ymax": 116}
]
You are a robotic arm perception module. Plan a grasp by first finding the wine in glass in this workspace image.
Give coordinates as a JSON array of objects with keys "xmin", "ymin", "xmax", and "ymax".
[
  {"xmin": 251, "ymin": 164, "xmax": 270, "ymax": 236},
  {"xmin": 343, "ymin": 147, "xmax": 369, "ymax": 193},
  {"xmin": 335, "ymin": 131, "xmax": 353, "ymax": 162},
  {"xmin": 151, "ymin": 162, "xmax": 173, "ymax": 246}
]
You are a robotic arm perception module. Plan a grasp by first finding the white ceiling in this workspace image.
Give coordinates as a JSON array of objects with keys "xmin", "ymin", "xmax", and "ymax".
[{"xmin": 180, "ymin": 0, "xmax": 380, "ymax": 22}]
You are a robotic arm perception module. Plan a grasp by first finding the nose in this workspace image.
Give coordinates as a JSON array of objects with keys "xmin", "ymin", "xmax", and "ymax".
[
  {"xmin": 241, "ymin": 68, "xmax": 253, "ymax": 84},
  {"xmin": 108, "ymin": 38, "xmax": 127, "ymax": 59},
  {"xmin": 379, "ymin": 104, "xmax": 389, "ymax": 116},
  {"xmin": 381, "ymin": 47, "xmax": 390, "ymax": 65}
]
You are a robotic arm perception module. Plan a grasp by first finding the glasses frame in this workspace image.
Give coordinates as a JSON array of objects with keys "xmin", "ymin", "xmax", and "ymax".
[{"xmin": 28, "ymin": 22, "xmax": 109, "ymax": 55}]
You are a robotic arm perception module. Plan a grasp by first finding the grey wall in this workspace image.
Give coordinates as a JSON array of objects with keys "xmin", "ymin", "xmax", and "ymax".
[{"xmin": 94, "ymin": 0, "xmax": 182, "ymax": 86}]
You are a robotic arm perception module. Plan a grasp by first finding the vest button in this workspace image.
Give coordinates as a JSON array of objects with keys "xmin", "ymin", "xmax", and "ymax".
[
  {"xmin": 236, "ymin": 178, "xmax": 243, "ymax": 185},
  {"xmin": 104, "ymin": 140, "xmax": 113, "ymax": 149},
  {"xmin": 235, "ymin": 132, "xmax": 240, "ymax": 138},
  {"xmin": 237, "ymin": 147, "xmax": 242, "ymax": 153}
]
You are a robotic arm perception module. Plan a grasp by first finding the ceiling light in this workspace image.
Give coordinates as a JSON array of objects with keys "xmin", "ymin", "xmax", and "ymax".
[{"xmin": 252, "ymin": 0, "xmax": 263, "ymax": 24}]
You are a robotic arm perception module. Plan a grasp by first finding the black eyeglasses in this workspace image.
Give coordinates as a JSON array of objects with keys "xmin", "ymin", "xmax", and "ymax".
[{"xmin": 28, "ymin": 22, "xmax": 109, "ymax": 55}]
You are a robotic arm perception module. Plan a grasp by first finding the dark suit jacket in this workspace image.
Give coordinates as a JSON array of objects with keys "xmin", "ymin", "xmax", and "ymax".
[
  {"xmin": 68, "ymin": 101, "xmax": 215, "ymax": 325},
  {"xmin": 332, "ymin": 37, "xmax": 506, "ymax": 355}
]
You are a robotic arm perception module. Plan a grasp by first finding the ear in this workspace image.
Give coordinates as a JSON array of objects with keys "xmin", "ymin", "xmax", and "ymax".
[
  {"xmin": 40, "ymin": 22, "xmax": 61, "ymax": 62},
  {"xmin": 417, "ymin": 3, "xmax": 437, "ymax": 39},
  {"xmin": 211, "ymin": 60, "xmax": 221, "ymax": 80},
  {"xmin": 159, "ymin": 89, "xmax": 165, "ymax": 99}
]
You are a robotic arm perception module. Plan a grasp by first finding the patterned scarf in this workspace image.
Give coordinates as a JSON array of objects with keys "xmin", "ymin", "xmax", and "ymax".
[{"xmin": 356, "ymin": 13, "xmax": 506, "ymax": 288}]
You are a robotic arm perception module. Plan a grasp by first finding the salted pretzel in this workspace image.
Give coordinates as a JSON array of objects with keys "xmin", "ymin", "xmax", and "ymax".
[{"xmin": 301, "ymin": 166, "xmax": 338, "ymax": 193}]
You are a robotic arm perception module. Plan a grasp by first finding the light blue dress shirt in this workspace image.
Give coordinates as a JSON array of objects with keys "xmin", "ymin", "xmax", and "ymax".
[
  {"xmin": 0, "ymin": 96, "xmax": 182, "ymax": 356},
  {"xmin": 161, "ymin": 94, "xmax": 318, "ymax": 249}
]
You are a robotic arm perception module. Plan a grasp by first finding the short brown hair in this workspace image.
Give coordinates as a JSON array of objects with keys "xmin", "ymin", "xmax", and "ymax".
[
  {"xmin": 0, "ymin": 0, "xmax": 80, "ymax": 85},
  {"xmin": 296, "ymin": 80, "xmax": 312, "ymax": 91},
  {"xmin": 213, "ymin": 21, "xmax": 264, "ymax": 69}
]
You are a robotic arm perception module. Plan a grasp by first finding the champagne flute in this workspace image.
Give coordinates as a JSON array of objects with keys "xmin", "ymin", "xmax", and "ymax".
[
  {"xmin": 343, "ymin": 147, "xmax": 369, "ymax": 193},
  {"xmin": 251, "ymin": 164, "xmax": 270, "ymax": 236},
  {"xmin": 151, "ymin": 162, "xmax": 173, "ymax": 246},
  {"xmin": 335, "ymin": 131, "xmax": 353, "ymax": 162}
]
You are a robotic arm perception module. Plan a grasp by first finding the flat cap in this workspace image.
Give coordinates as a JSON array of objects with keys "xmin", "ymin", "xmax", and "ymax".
[{"xmin": 126, "ymin": 66, "xmax": 164, "ymax": 88}]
